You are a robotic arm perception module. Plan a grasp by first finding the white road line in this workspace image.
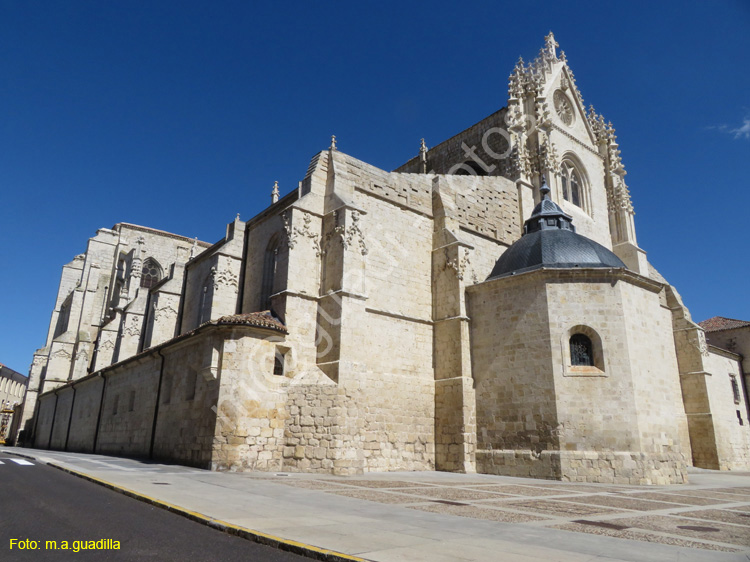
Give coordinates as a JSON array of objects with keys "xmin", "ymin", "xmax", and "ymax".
[
  {"xmin": 0, "ymin": 460, "xmax": 4, "ymax": 464},
  {"xmin": 10, "ymin": 459, "xmax": 34, "ymax": 466}
]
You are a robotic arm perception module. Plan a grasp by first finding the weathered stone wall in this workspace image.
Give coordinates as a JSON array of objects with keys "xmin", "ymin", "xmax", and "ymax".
[
  {"xmin": 469, "ymin": 272, "xmax": 559, "ymax": 479},
  {"xmin": 469, "ymin": 269, "xmax": 688, "ymax": 484},
  {"xmin": 395, "ymin": 109, "xmax": 508, "ymax": 176},
  {"xmin": 703, "ymin": 347, "xmax": 750, "ymax": 470},
  {"xmin": 33, "ymin": 327, "xmax": 234, "ymax": 468},
  {"xmin": 66, "ymin": 376, "xmax": 104, "ymax": 452},
  {"xmin": 706, "ymin": 326, "xmax": 750, "ymax": 389},
  {"xmin": 618, "ymin": 278, "xmax": 690, "ymax": 480},
  {"xmin": 96, "ymin": 357, "xmax": 161, "ymax": 457}
]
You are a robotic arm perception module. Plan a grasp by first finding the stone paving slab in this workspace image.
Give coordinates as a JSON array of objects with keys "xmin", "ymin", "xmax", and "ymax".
[
  {"xmin": 6, "ymin": 448, "xmax": 750, "ymax": 561},
  {"xmin": 560, "ymin": 494, "xmax": 685, "ymax": 511},
  {"xmin": 625, "ymin": 491, "xmax": 746, "ymax": 506},
  {"xmin": 331, "ymin": 489, "xmax": 427, "ymax": 504},
  {"xmin": 554, "ymin": 522, "xmax": 741, "ymax": 552},
  {"xmin": 465, "ymin": 484, "xmax": 584, "ymax": 496},
  {"xmin": 493, "ymin": 498, "xmax": 622, "ymax": 517},
  {"xmin": 678, "ymin": 509, "xmax": 750, "ymax": 526},
  {"xmin": 611, "ymin": 515, "xmax": 750, "ymax": 547},
  {"xmin": 407, "ymin": 503, "xmax": 549, "ymax": 523}
]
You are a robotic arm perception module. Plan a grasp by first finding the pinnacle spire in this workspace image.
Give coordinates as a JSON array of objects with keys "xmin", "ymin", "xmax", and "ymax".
[
  {"xmin": 540, "ymin": 177, "xmax": 551, "ymax": 200},
  {"xmin": 271, "ymin": 181, "xmax": 280, "ymax": 204},
  {"xmin": 544, "ymin": 31, "xmax": 558, "ymax": 59},
  {"xmin": 329, "ymin": 135, "xmax": 337, "ymax": 151}
]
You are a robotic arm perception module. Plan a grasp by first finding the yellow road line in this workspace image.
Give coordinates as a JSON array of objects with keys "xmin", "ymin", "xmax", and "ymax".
[{"xmin": 45, "ymin": 462, "xmax": 368, "ymax": 562}]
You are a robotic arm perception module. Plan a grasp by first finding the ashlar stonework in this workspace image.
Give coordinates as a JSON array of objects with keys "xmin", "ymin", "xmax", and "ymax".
[{"xmin": 18, "ymin": 33, "xmax": 750, "ymax": 484}]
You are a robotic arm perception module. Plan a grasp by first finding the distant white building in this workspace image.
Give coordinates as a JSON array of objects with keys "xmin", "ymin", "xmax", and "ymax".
[{"xmin": 1, "ymin": 363, "xmax": 27, "ymax": 444}]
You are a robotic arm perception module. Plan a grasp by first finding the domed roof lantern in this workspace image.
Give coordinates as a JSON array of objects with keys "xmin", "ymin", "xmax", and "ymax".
[
  {"xmin": 524, "ymin": 177, "xmax": 575, "ymax": 234},
  {"xmin": 488, "ymin": 177, "xmax": 626, "ymax": 279}
]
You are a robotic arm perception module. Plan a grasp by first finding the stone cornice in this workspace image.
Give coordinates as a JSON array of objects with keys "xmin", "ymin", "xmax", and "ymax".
[{"xmin": 467, "ymin": 266, "xmax": 663, "ymax": 294}]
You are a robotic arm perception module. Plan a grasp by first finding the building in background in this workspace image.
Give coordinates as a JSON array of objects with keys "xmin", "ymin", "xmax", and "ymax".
[
  {"xmin": 17, "ymin": 33, "xmax": 750, "ymax": 484},
  {"xmin": 1, "ymin": 363, "xmax": 27, "ymax": 445}
]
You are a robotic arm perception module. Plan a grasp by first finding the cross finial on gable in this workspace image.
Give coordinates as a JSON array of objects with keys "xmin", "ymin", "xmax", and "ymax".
[
  {"xmin": 329, "ymin": 135, "xmax": 337, "ymax": 151},
  {"xmin": 545, "ymin": 31, "xmax": 558, "ymax": 59}
]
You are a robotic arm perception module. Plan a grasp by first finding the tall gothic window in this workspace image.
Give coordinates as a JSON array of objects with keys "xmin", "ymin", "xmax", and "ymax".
[
  {"xmin": 570, "ymin": 334, "xmax": 594, "ymax": 366},
  {"xmin": 560, "ymin": 161, "xmax": 583, "ymax": 208},
  {"xmin": 260, "ymin": 234, "xmax": 281, "ymax": 310},
  {"xmin": 140, "ymin": 258, "xmax": 162, "ymax": 289}
]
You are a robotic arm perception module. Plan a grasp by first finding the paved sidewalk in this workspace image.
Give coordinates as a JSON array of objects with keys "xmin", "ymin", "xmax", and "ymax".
[{"xmin": 5, "ymin": 448, "xmax": 750, "ymax": 562}]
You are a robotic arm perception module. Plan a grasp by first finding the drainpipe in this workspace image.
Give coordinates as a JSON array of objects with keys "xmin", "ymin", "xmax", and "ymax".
[
  {"xmin": 149, "ymin": 349, "xmax": 167, "ymax": 460},
  {"xmin": 92, "ymin": 373, "xmax": 108, "ymax": 453},
  {"xmin": 64, "ymin": 383, "xmax": 77, "ymax": 451},
  {"xmin": 47, "ymin": 390, "xmax": 60, "ymax": 450}
]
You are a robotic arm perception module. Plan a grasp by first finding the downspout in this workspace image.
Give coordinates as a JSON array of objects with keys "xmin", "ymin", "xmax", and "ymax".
[
  {"xmin": 92, "ymin": 373, "xmax": 108, "ymax": 453},
  {"xmin": 64, "ymin": 383, "xmax": 77, "ymax": 451},
  {"xmin": 149, "ymin": 348, "xmax": 167, "ymax": 460},
  {"xmin": 47, "ymin": 390, "xmax": 60, "ymax": 450}
]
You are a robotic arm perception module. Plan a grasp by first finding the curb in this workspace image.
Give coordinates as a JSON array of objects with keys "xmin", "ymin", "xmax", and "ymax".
[{"xmin": 2, "ymin": 449, "xmax": 367, "ymax": 562}]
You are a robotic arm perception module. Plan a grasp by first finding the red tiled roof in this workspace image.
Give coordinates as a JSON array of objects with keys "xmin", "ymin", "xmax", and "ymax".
[
  {"xmin": 215, "ymin": 311, "xmax": 287, "ymax": 333},
  {"xmin": 699, "ymin": 316, "xmax": 750, "ymax": 333}
]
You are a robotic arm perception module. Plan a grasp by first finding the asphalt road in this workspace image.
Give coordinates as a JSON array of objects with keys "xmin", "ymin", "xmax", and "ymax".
[{"xmin": 0, "ymin": 453, "xmax": 312, "ymax": 561}]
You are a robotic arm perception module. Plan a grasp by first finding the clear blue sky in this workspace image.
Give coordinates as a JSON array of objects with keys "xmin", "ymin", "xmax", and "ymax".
[{"xmin": 1, "ymin": 1, "xmax": 748, "ymax": 374}]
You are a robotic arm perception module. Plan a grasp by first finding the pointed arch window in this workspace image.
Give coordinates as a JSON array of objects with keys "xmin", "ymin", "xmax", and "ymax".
[
  {"xmin": 260, "ymin": 234, "xmax": 282, "ymax": 310},
  {"xmin": 140, "ymin": 258, "xmax": 163, "ymax": 289},
  {"xmin": 560, "ymin": 161, "xmax": 584, "ymax": 208}
]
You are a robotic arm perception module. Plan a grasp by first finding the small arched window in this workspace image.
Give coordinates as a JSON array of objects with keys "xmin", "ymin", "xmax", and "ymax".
[
  {"xmin": 560, "ymin": 161, "xmax": 583, "ymax": 208},
  {"xmin": 140, "ymin": 258, "xmax": 162, "ymax": 289},
  {"xmin": 570, "ymin": 334, "xmax": 594, "ymax": 366}
]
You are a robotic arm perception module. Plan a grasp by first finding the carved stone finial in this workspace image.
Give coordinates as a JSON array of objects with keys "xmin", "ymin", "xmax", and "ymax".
[
  {"xmin": 190, "ymin": 236, "xmax": 198, "ymax": 259},
  {"xmin": 540, "ymin": 177, "xmax": 551, "ymax": 200},
  {"xmin": 329, "ymin": 135, "xmax": 337, "ymax": 151},
  {"xmin": 419, "ymin": 138, "xmax": 428, "ymax": 173},
  {"xmin": 544, "ymin": 31, "xmax": 558, "ymax": 59},
  {"xmin": 271, "ymin": 181, "xmax": 280, "ymax": 204}
]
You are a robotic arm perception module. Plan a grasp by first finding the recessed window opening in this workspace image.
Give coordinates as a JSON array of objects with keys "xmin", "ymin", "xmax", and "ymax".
[
  {"xmin": 561, "ymin": 160, "xmax": 584, "ymax": 209},
  {"xmin": 570, "ymin": 334, "xmax": 594, "ymax": 366},
  {"xmin": 737, "ymin": 410, "xmax": 744, "ymax": 426},
  {"xmin": 273, "ymin": 348, "xmax": 285, "ymax": 376},
  {"xmin": 128, "ymin": 390, "xmax": 136, "ymax": 412},
  {"xmin": 140, "ymin": 258, "xmax": 162, "ymax": 289},
  {"xmin": 731, "ymin": 375, "xmax": 741, "ymax": 404},
  {"xmin": 261, "ymin": 234, "xmax": 282, "ymax": 311}
]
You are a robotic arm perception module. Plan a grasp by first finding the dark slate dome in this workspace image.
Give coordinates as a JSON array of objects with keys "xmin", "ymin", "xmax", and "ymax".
[{"xmin": 489, "ymin": 181, "xmax": 626, "ymax": 279}]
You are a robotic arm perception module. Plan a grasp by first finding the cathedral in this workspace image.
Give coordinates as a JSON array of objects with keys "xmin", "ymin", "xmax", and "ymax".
[{"xmin": 18, "ymin": 33, "xmax": 750, "ymax": 484}]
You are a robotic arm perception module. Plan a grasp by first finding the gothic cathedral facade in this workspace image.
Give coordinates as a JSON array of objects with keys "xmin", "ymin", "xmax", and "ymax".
[{"xmin": 19, "ymin": 34, "xmax": 750, "ymax": 484}]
